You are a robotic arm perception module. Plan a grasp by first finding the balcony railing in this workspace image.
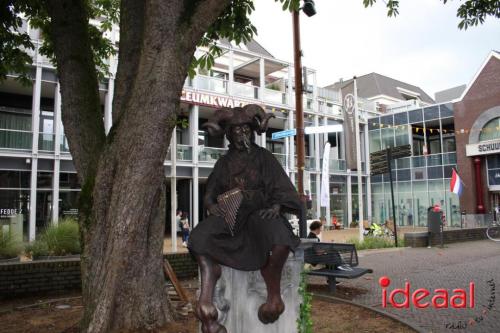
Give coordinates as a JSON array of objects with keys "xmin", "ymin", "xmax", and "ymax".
[
  {"xmin": 294, "ymin": 156, "xmax": 316, "ymax": 170},
  {"xmin": 233, "ymin": 82, "xmax": 259, "ymax": 100},
  {"xmin": 264, "ymin": 88, "xmax": 287, "ymax": 105},
  {"xmin": 60, "ymin": 135, "xmax": 70, "ymax": 152},
  {"xmin": 199, "ymin": 146, "xmax": 227, "ymax": 163},
  {"xmin": 177, "ymin": 145, "xmax": 193, "ymax": 161},
  {"xmin": 38, "ymin": 132, "xmax": 55, "ymax": 151},
  {"xmin": 196, "ymin": 75, "xmax": 227, "ymax": 94},
  {"xmin": 317, "ymin": 87, "xmax": 341, "ymax": 102},
  {"xmin": 273, "ymin": 153, "xmax": 287, "ymax": 169},
  {"xmin": 0, "ymin": 129, "xmax": 32, "ymax": 150}
]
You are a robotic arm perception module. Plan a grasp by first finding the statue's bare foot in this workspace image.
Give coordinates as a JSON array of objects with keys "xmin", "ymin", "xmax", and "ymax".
[
  {"xmin": 195, "ymin": 302, "xmax": 227, "ymax": 333},
  {"xmin": 258, "ymin": 298, "xmax": 285, "ymax": 324}
]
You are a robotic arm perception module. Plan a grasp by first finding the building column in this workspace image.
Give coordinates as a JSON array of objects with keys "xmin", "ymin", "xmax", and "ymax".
[
  {"xmin": 191, "ymin": 105, "xmax": 200, "ymax": 227},
  {"xmin": 259, "ymin": 57, "xmax": 265, "ymax": 102},
  {"xmin": 288, "ymin": 111, "xmax": 295, "ymax": 184},
  {"xmin": 347, "ymin": 171, "xmax": 352, "ymax": 228},
  {"xmin": 364, "ymin": 127, "xmax": 372, "ymax": 222},
  {"xmin": 287, "ymin": 64, "xmax": 293, "ymax": 107},
  {"xmin": 52, "ymin": 83, "xmax": 62, "ymax": 225},
  {"xmin": 104, "ymin": 78, "xmax": 114, "ymax": 134},
  {"xmin": 29, "ymin": 65, "xmax": 42, "ymax": 241},
  {"xmin": 170, "ymin": 128, "xmax": 177, "ymax": 252},
  {"xmin": 228, "ymin": 49, "xmax": 234, "ymax": 96},
  {"xmin": 474, "ymin": 157, "xmax": 485, "ymax": 213}
]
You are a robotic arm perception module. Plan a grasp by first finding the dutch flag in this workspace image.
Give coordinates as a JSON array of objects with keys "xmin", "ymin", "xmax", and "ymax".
[{"xmin": 450, "ymin": 168, "xmax": 464, "ymax": 196}]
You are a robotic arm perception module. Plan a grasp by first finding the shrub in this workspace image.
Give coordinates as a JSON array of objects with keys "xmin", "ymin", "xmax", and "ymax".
[
  {"xmin": 347, "ymin": 236, "xmax": 405, "ymax": 250},
  {"xmin": 26, "ymin": 218, "xmax": 81, "ymax": 258},
  {"xmin": 0, "ymin": 229, "xmax": 23, "ymax": 259}
]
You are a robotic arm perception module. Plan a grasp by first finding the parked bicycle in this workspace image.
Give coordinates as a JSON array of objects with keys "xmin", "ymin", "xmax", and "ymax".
[{"xmin": 486, "ymin": 221, "xmax": 500, "ymax": 242}]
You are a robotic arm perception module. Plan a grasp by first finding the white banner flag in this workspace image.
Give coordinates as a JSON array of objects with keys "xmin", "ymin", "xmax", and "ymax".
[{"xmin": 320, "ymin": 142, "xmax": 331, "ymax": 207}]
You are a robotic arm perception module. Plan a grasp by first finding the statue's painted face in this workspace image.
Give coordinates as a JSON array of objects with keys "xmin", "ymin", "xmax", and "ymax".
[{"xmin": 228, "ymin": 123, "xmax": 253, "ymax": 152}]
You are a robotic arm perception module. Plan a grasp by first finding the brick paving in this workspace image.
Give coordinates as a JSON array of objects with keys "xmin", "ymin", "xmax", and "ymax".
[{"xmin": 311, "ymin": 240, "xmax": 500, "ymax": 333}]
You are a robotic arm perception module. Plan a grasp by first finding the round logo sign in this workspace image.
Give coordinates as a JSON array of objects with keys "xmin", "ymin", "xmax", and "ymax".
[{"xmin": 343, "ymin": 94, "xmax": 355, "ymax": 115}]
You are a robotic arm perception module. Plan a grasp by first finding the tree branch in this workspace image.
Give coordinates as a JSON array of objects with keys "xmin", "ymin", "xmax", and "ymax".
[{"xmin": 43, "ymin": 0, "xmax": 106, "ymax": 183}]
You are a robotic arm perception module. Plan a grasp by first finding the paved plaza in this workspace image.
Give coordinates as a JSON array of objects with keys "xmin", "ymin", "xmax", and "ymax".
[{"xmin": 330, "ymin": 240, "xmax": 500, "ymax": 333}]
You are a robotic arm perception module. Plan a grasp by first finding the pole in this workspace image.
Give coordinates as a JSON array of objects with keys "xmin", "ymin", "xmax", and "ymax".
[
  {"xmin": 293, "ymin": 9, "xmax": 307, "ymax": 238},
  {"xmin": 387, "ymin": 149, "xmax": 398, "ymax": 247},
  {"xmin": 353, "ymin": 78, "xmax": 364, "ymax": 242}
]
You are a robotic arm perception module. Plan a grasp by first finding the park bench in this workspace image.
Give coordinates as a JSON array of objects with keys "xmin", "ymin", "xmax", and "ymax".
[{"xmin": 304, "ymin": 242, "xmax": 373, "ymax": 292}]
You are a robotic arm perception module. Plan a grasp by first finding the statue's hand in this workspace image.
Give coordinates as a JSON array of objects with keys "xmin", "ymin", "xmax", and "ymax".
[
  {"xmin": 208, "ymin": 203, "xmax": 224, "ymax": 217},
  {"xmin": 259, "ymin": 204, "xmax": 280, "ymax": 220}
]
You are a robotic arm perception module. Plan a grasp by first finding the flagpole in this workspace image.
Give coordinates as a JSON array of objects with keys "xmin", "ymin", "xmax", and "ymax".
[{"xmin": 354, "ymin": 77, "xmax": 364, "ymax": 242}]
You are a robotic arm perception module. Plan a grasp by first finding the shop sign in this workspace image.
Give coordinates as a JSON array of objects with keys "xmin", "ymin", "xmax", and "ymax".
[
  {"xmin": 181, "ymin": 90, "xmax": 249, "ymax": 108},
  {"xmin": 0, "ymin": 208, "xmax": 21, "ymax": 219},
  {"xmin": 466, "ymin": 139, "xmax": 500, "ymax": 156}
]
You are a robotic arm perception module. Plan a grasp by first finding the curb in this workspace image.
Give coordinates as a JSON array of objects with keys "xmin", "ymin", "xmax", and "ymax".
[{"xmin": 311, "ymin": 293, "xmax": 425, "ymax": 333}]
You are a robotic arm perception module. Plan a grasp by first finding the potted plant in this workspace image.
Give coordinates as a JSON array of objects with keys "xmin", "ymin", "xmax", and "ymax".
[
  {"xmin": 26, "ymin": 218, "xmax": 81, "ymax": 260},
  {"xmin": 0, "ymin": 229, "xmax": 22, "ymax": 263}
]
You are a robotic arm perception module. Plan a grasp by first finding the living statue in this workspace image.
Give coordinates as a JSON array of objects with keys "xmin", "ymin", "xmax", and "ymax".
[{"xmin": 188, "ymin": 104, "xmax": 302, "ymax": 333}]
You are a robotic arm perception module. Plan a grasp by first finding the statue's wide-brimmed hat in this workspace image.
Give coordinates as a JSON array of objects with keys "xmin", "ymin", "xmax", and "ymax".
[{"xmin": 202, "ymin": 104, "xmax": 275, "ymax": 137}]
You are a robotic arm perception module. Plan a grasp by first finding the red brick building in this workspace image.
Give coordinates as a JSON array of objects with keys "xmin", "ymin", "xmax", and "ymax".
[{"xmin": 454, "ymin": 51, "xmax": 500, "ymax": 215}]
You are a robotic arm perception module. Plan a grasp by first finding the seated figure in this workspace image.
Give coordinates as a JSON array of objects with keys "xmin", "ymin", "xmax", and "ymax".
[{"xmin": 188, "ymin": 104, "xmax": 302, "ymax": 333}]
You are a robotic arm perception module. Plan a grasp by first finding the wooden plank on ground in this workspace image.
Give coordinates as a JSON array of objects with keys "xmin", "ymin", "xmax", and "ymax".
[{"xmin": 163, "ymin": 259, "xmax": 188, "ymax": 302}]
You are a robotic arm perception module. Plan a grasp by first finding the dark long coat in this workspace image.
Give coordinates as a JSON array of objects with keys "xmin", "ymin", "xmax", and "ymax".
[{"xmin": 188, "ymin": 144, "xmax": 302, "ymax": 270}]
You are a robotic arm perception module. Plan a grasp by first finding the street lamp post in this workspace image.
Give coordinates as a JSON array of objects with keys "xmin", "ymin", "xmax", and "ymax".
[{"xmin": 293, "ymin": 0, "xmax": 315, "ymax": 238}]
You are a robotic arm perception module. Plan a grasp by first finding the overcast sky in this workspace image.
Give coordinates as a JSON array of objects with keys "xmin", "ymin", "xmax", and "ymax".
[{"xmin": 250, "ymin": 0, "xmax": 500, "ymax": 98}]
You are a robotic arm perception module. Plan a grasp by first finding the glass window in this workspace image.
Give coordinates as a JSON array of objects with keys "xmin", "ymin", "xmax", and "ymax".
[
  {"xmin": 59, "ymin": 173, "xmax": 80, "ymax": 189},
  {"xmin": 368, "ymin": 118, "xmax": 379, "ymax": 130},
  {"xmin": 395, "ymin": 125, "xmax": 409, "ymax": 146},
  {"xmin": 381, "ymin": 127, "xmax": 395, "ymax": 149},
  {"xmin": 424, "ymin": 106, "xmax": 440, "ymax": 121},
  {"xmin": 393, "ymin": 112, "xmax": 408, "ymax": 125},
  {"xmin": 0, "ymin": 170, "xmax": 31, "ymax": 188},
  {"xmin": 59, "ymin": 191, "xmax": 80, "ymax": 218},
  {"xmin": 428, "ymin": 166, "xmax": 444, "ymax": 179},
  {"xmin": 37, "ymin": 172, "xmax": 53, "ymax": 189},
  {"xmin": 397, "ymin": 169, "xmax": 411, "ymax": 181},
  {"xmin": 413, "ymin": 181, "xmax": 428, "ymax": 227},
  {"xmin": 380, "ymin": 115, "xmax": 394, "ymax": 127},
  {"xmin": 443, "ymin": 165, "xmax": 456, "ymax": 178},
  {"xmin": 412, "ymin": 167, "xmax": 427, "ymax": 180},
  {"xmin": 440, "ymin": 104, "xmax": 454, "ymax": 118},
  {"xmin": 408, "ymin": 109, "xmax": 423, "ymax": 123},
  {"xmin": 479, "ymin": 117, "xmax": 500, "ymax": 142},
  {"xmin": 369, "ymin": 130, "xmax": 381, "ymax": 153}
]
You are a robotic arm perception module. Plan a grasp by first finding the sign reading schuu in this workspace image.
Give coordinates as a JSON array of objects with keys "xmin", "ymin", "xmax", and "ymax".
[
  {"xmin": 466, "ymin": 139, "xmax": 500, "ymax": 157},
  {"xmin": 341, "ymin": 81, "xmax": 357, "ymax": 170}
]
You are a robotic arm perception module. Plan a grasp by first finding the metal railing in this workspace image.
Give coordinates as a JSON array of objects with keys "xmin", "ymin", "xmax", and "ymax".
[
  {"xmin": 264, "ymin": 88, "xmax": 287, "ymax": 105},
  {"xmin": 196, "ymin": 75, "xmax": 227, "ymax": 94},
  {"xmin": 233, "ymin": 82, "xmax": 259, "ymax": 100},
  {"xmin": 199, "ymin": 146, "xmax": 227, "ymax": 162},
  {"xmin": 0, "ymin": 129, "xmax": 32, "ymax": 150},
  {"xmin": 38, "ymin": 132, "xmax": 55, "ymax": 151},
  {"xmin": 317, "ymin": 87, "xmax": 341, "ymax": 102},
  {"xmin": 177, "ymin": 145, "xmax": 193, "ymax": 161},
  {"xmin": 272, "ymin": 153, "xmax": 287, "ymax": 169}
]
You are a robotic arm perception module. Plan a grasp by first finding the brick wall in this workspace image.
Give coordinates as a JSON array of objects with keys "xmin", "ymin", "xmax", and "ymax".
[
  {"xmin": 0, "ymin": 259, "xmax": 81, "ymax": 297},
  {"xmin": 0, "ymin": 253, "xmax": 198, "ymax": 297},
  {"xmin": 404, "ymin": 228, "xmax": 489, "ymax": 247}
]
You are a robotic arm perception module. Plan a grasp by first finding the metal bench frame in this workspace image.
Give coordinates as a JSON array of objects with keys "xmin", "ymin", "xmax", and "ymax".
[{"xmin": 304, "ymin": 242, "xmax": 373, "ymax": 292}]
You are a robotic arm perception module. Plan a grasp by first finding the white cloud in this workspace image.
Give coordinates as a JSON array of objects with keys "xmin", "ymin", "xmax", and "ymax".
[{"xmin": 250, "ymin": 0, "xmax": 500, "ymax": 97}]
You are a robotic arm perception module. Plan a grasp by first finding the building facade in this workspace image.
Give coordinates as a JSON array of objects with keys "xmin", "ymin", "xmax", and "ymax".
[{"xmin": 0, "ymin": 20, "xmax": 380, "ymax": 242}]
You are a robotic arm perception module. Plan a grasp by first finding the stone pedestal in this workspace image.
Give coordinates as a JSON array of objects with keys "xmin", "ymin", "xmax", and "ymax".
[{"xmin": 210, "ymin": 247, "xmax": 305, "ymax": 333}]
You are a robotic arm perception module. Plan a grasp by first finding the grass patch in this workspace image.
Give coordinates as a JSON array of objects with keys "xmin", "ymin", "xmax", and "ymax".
[
  {"xmin": 26, "ymin": 218, "xmax": 81, "ymax": 258},
  {"xmin": 0, "ymin": 229, "xmax": 23, "ymax": 259},
  {"xmin": 347, "ymin": 236, "xmax": 405, "ymax": 250}
]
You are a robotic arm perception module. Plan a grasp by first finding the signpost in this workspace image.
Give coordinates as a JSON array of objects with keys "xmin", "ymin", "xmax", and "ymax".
[
  {"xmin": 272, "ymin": 129, "xmax": 297, "ymax": 140},
  {"xmin": 369, "ymin": 144, "xmax": 412, "ymax": 247}
]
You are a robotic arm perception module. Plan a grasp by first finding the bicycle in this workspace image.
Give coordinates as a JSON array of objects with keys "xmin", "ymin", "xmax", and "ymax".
[{"xmin": 486, "ymin": 221, "xmax": 500, "ymax": 242}]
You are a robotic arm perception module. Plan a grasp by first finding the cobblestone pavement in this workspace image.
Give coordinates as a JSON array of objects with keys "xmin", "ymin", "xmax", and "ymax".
[{"xmin": 312, "ymin": 240, "xmax": 500, "ymax": 333}]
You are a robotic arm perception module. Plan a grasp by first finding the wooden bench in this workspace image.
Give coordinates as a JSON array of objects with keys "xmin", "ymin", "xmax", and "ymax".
[{"xmin": 304, "ymin": 243, "xmax": 373, "ymax": 292}]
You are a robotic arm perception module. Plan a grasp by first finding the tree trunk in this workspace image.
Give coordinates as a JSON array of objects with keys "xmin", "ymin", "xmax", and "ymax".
[{"xmin": 43, "ymin": 0, "xmax": 232, "ymax": 332}]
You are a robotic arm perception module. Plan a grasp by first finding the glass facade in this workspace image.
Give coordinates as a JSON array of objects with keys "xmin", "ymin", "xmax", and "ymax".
[{"xmin": 369, "ymin": 104, "xmax": 459, "ymax": 227}]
